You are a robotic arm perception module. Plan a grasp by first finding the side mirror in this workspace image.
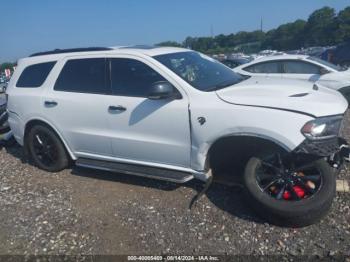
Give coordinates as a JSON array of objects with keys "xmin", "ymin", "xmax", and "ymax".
[
  {"xmin": 320, "ymin": 67, "xmax": 330, "ymax": 75},
  {"xmin": 148, "ymin": 81, "xmax": 180, "ymax": 100}
]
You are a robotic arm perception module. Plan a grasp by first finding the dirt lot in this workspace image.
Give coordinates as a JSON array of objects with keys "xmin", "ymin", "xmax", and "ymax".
[{"xmin": 0, "ymin": 113, "xmax": 349, "ymax": 257}]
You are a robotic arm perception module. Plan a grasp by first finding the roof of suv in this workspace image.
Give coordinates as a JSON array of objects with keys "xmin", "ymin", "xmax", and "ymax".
[{"xmin": 22, "ymin": 46, "xmax": 190, "ymax": 64}]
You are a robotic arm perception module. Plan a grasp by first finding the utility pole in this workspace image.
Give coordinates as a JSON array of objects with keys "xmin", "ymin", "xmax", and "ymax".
[
  {"xmin": 210, "ymin": 24, "xmax": 214, "ymax": 38},
  {"xmin": 260, "ymin": 17, "xmax": 263, "ymax": 32}
]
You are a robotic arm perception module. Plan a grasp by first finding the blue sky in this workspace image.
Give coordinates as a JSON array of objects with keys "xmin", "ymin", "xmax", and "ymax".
[{"xmin": 1, "ymin": 0, "xmax": 349, "ymax": 62}]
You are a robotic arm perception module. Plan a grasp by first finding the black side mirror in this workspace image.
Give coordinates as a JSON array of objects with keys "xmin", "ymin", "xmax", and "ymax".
[{"xmin": 148, "ymin": 81, "xmax": 180, "ymax": 100}]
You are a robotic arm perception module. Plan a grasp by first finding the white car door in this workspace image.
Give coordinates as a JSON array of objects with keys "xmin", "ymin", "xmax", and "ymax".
[
  {"xmin": 43, "ymin": 57, "xmax": 115, "ymax": 158},
  {"xmin": 106, "ymin": 57, "xmax": 191, "ymax": 168},
  {"xmin": 281, "ymin": 60, "xmax": 321, "ymax": 82}
]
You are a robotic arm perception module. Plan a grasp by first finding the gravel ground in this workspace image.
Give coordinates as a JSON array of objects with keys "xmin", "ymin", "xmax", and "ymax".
[{"xmin": 0, "ymin": 114, "xmax": 349, "ymax": 257}]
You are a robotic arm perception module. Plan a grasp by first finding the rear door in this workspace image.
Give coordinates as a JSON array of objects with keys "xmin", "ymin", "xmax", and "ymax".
[
  {"xmin": 281, "ymin": 60, "xmax": 322, "ymax": 81},
  {"xmin": 43, "ymin": 57, "xmax": 115, "ymax": 158}
]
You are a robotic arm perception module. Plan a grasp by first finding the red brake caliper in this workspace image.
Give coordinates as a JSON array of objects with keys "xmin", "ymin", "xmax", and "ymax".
[{"xmin": 283, "ymin": 185, "xmax": 305, "ymax": 200}]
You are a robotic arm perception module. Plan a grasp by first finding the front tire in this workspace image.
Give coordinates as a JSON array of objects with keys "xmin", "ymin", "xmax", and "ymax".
[
  {"xmin": 243, "ymin": 156, "xmax": 335, "ymax": 227},
  {"xmin": 26, "ymin": 125, "xmax": 69, "ymax": 172}
]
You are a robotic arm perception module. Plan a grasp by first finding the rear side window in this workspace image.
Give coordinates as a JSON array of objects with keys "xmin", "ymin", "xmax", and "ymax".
[
  {"xmin": 16, "ymin": 61, "xmax": 56, "ymax": 87},
  {"xmin": 283, "ymin": 61, "xmax": 321, "ymax": 74},
  {"xmin": 54, "ymin": 58, "xmax": 108, "ymax": 94},
  {"xmin": 244, "ymin": 61, "xmax": 281, "ymax": 73},
  {"xmin": 110, "ymin": 58, "xmax": 166, "ymax": 97}
]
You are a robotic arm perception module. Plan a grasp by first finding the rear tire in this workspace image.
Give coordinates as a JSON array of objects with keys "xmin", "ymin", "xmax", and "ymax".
[
  {"xmin": 26, "ymin": 125, "xmax": 69, "ymax": 172},
  {"xmin": 243, "ymin": 157, "xmax": 335, "ymax": 227}
]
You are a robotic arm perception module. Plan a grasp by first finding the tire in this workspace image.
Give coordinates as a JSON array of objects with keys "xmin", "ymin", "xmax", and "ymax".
[
  {"xmin": 26, "ymin": 125, "xmax": 69, "ymax": 172},
  {"xmin": 243, "ymin": 157, "xmax": 335, "ymax": 227}
]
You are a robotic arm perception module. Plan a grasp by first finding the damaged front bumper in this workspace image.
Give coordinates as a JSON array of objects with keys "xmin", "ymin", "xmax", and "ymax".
[
  {"xmin": 294, "ymin": 137, "xmax": 350, "ymax": 169},
  {"xmin": 294, "ymin": 137, "xmax": 341, "ymax": 157}
]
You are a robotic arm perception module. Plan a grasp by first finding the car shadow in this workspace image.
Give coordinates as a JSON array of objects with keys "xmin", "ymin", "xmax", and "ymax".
[
  {"xmin": 70, "ymin": 165, "xmax": 263, "ymax": 224},
  {"xmin": 3, "ymin": 143, "xmax": 29, "ymax": 164},
  {"xmin": 129, "ymin": 98, "xmax": 171, "ymax": 126},
  {"xmin": 4, "ymin": 143, "xmax": 263, "ymax": 224},
  {"xmin": 71, "ymin": 165, "xmax": 181, "ymax": 191}
]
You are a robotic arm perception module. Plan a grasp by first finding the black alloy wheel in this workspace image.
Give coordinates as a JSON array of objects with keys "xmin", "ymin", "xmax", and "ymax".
[
  {"xmin": 243, "ymin": 154, "xmax": 335, "ymax": 227},
  {"xmin": 27, "ymin": 125, "xmax": 69, "ymax": 172},
  {"xmin": 255, "ymin": 154, "xmax": 322, "ymax": 201}
]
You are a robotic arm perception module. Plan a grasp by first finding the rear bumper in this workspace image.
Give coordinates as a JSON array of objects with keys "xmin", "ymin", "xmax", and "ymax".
[{"xmin": 7, "ymin": 110, "xmax": 24, "ymax": 146}]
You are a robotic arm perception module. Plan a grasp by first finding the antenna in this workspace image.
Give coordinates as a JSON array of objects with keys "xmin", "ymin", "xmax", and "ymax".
[
  {"xmin": 210, "ymin": 24, "xmax": 214, "ymax": 38},
  {"xmin": 260, "ymin": 17, "xmax": 263, "ymax": 32}
]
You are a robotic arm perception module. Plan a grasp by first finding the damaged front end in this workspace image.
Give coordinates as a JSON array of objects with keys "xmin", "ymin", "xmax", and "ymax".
[{"xmin": 294, "ymin": 114, "xmax": 350, "ymax": 171}]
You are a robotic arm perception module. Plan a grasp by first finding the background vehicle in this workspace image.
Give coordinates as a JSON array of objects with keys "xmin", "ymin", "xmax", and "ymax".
[
  {"xmin": 234, "ymin": 55, "xmax": 350, "ymax": 102},
  {"xmin": 220, "ymin": 57, "xmax": 252, "ymax": 69},
  {"xmin": 326, "ymin": 42, "xmax": 350, "ymax": 68},
  {"xmin": 6, "ymin": 46, "xmax": 348, "ymax": 227}
]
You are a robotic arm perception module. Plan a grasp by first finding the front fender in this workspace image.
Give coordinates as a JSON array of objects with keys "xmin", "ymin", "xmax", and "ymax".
[{"xmin": 189, "ymin": 99, "xmax": 313, "ymax": 171}]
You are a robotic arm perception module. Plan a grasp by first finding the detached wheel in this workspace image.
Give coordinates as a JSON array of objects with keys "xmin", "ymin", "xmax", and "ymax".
[
  {"xmin": 27, "ymin": 125, "xmax": 69, "ymax": 172},
  {"xmin": 243, "ymin": 155, "xmax": 335, "ymax": 227}
]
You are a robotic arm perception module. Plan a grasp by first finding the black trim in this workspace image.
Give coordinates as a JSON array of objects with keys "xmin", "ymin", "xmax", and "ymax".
[
  {"xmin": 76, "ymin": 158, "xmax": 194, "ymax": 183},
  {"xmin": 293, "ymin": 137, "xmax": 340, "ymax": 157},
  {"xmin": 29, "ymin": 47, "xmax": 113, "ymax": 57},
  {"xmin": 120, "ymin": 45, "xmax": 156, "ymax": 50}
]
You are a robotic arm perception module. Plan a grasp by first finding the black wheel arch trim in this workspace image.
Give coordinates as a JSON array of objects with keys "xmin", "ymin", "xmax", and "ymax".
[{"xmin": 24, "ymin": 119, "xmax": 75, "ymax": 160}]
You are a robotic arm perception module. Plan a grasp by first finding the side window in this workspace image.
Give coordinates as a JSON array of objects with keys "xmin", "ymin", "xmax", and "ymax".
[
  {"xmin": 16, "ymin": 61, "xmax": 56, "ymax": 88},
  {"xmin": 283, "ymin": 61, "xmax": 321, "ymax": 74},
  {"xmin": 244, "ymin": 61, "xmax": 281, "ymax": 73},
  {"xmin": 110, "ymin": 58, "xmax": 167, "ymax": 97},
  {"xmin": 54, "ymin": 58, "xmax": 108, "ymax": 94}
]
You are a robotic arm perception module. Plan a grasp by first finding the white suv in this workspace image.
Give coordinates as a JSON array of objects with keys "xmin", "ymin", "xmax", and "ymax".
[{"xmin": 6, "ymin": 46, "xmax": 349, "ymax": 227}]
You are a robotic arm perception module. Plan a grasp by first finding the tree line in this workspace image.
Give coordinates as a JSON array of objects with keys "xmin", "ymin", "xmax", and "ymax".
[{"xmin": 157, "ymin": 6, "xmax": 350, "ymax": 54}]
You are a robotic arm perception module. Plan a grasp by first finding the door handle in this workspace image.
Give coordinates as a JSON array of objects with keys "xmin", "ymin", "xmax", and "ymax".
[
  {"xmin": 44, "ymin": 100, "xmax": 58, "ymax": 107},
  {"xmin": 108, "ymin": 105, "xmax": 127, "ymax": 112}
]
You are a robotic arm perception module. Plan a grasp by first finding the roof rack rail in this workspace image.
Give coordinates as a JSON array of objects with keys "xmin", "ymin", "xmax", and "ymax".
[
  {"xmin": 119, "ymin": 45, "xmax": 156, "ymax": 50},
  {"xmin": 29, "ymin": 47, "xmax": 113, "ymax": 57}
]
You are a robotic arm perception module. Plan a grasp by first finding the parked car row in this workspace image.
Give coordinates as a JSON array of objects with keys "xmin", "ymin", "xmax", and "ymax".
[
  {"xmin": 0, "ymin": 77, "xmax": 8, "ymax": 93},
  {"xmin": 4, "ymin": 46, "xmax": 350, "ymax": 227}
]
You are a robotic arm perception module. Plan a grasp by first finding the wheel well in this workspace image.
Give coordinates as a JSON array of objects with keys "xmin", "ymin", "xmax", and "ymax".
[
  {"xmin": 207, "ymin": 136, "xmax": 288, "ymax": 181},
  {"xmin": 24, "ymin": 119, "xmax": 72, "ymax": 160}
]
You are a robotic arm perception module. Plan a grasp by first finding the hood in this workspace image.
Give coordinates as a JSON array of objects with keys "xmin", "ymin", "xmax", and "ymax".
[{"xmin": 216, "ymin": 77, "xmax": 348, "ymax": 117}]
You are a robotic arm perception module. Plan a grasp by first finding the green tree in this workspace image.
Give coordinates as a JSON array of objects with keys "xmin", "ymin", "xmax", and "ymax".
[
  {"xmin": 156, "ymin": 41, "xmax": 182, "ymax": 47},
  {"xmin": 155, "ymin": 6, "xmax": 350, "ymax": 54},
  {"xmin": 262, "ymin": 20, "xmax": 306, "ymax": 50},
  {"xmin": 0, "ymin": 63, "xmax": 16, "ymax": 72},
  {"xmin": 304, "ymin": 7, "xmax": 337, "ymax": 46},
  {"xmin": 335, "ymin": 7, "xmax": 350, "ymax": 42}
]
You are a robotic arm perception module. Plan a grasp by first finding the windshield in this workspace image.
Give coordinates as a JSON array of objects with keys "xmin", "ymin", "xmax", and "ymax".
[
  {"xmin": 154, "ymin": 51, "xmax": 245, "ymax": 91},
  {"xmin": 307, "ymin": 56, "xmax": 343, "ymax": 71}
]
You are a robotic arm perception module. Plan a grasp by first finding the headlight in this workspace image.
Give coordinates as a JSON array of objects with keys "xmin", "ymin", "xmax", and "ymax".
[{"xmin": 301, "ymin": 115, "xmax": 343, "ymax": 140}]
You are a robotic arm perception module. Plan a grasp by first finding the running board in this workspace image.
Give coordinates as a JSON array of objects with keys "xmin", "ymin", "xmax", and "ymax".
[{"xmin": 76, "ymin": 158, "xmax": 194, "ymax": 183}]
